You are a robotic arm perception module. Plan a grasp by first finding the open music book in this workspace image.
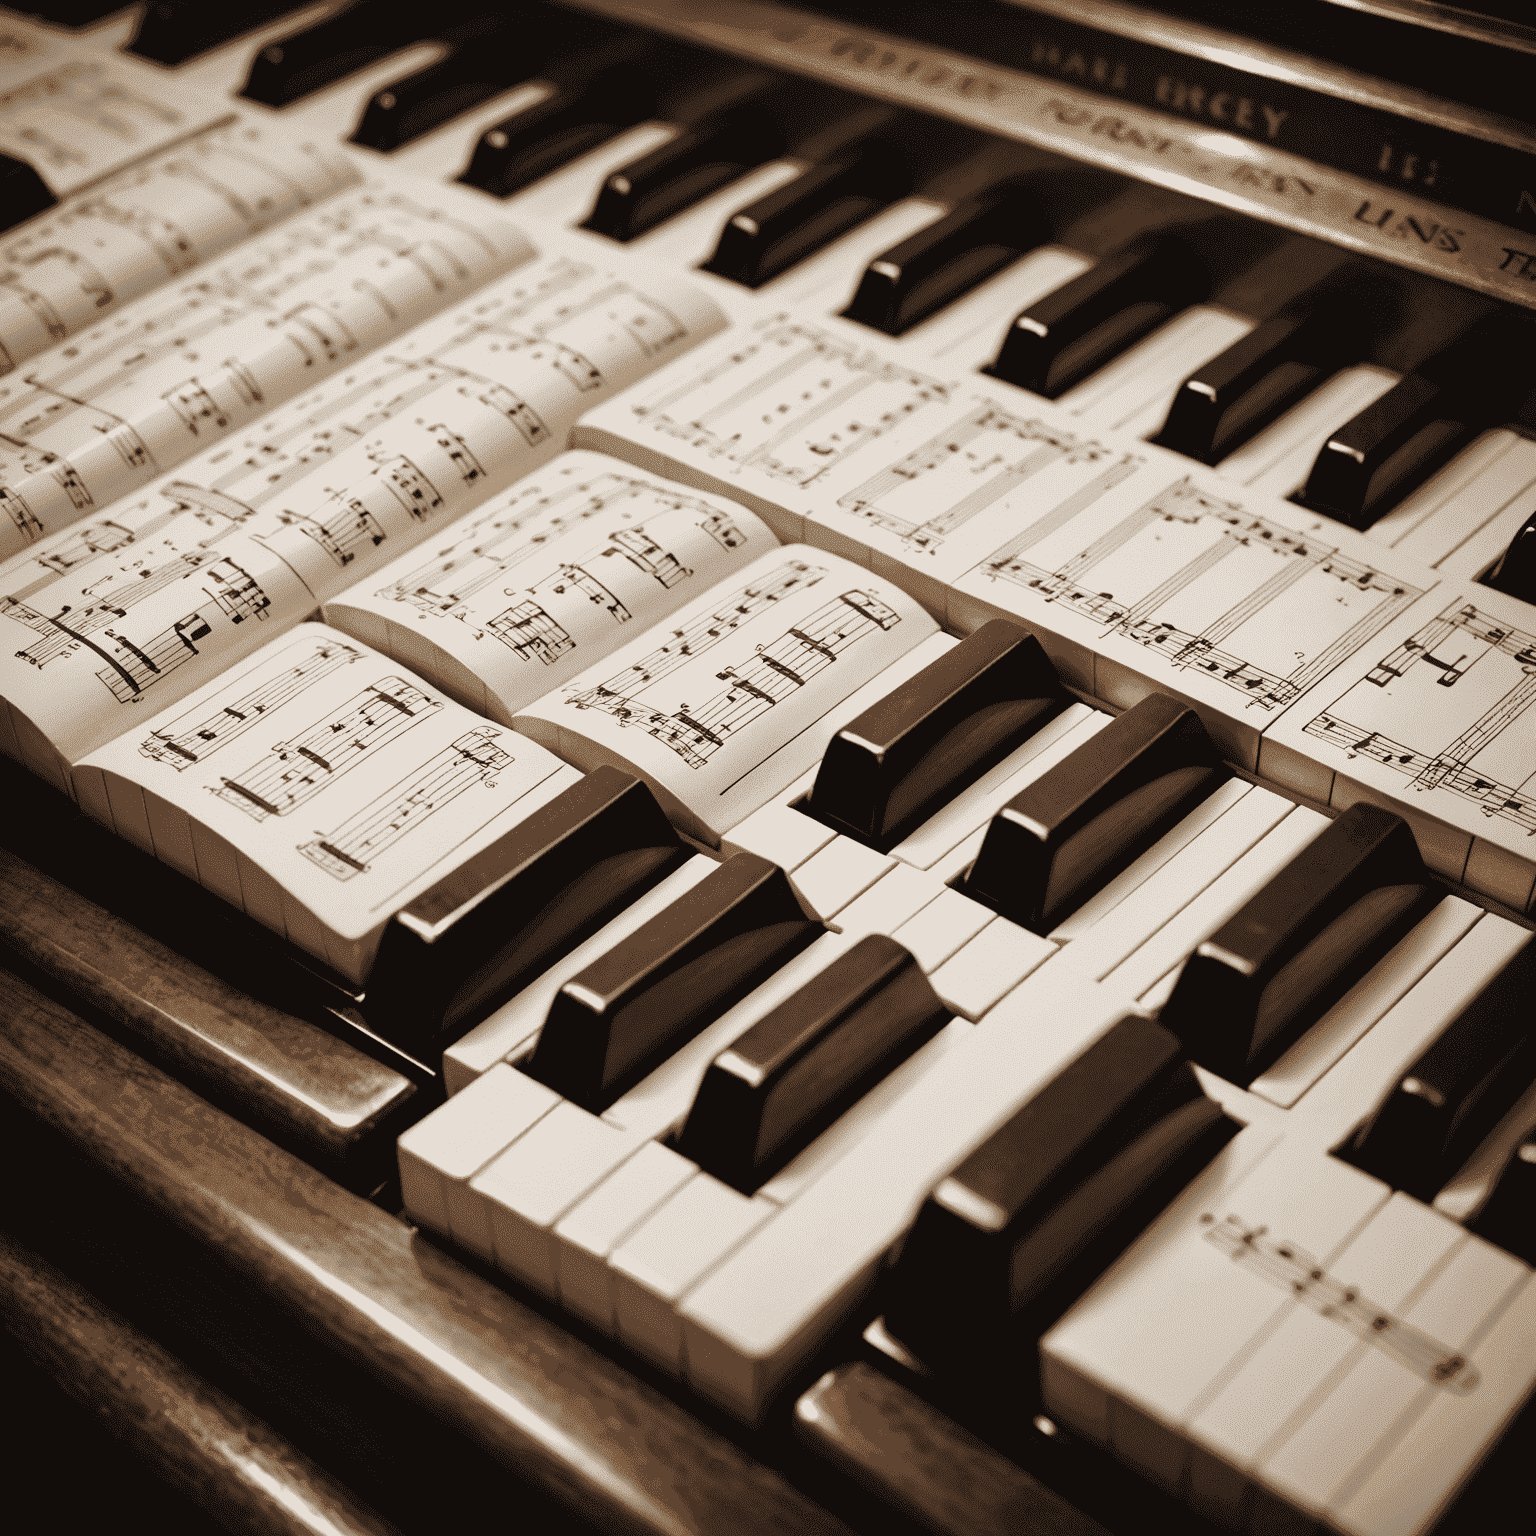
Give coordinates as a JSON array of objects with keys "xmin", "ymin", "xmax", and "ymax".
[
  {"xmin": 72, "ymin": 621, "xmax": 583, "ymax": 986},
  {"xmin": 511, "ymin": 543, "xmax": 938, "ymax": 845},
  {"xmin": 0, "ymin": 254, "xmax": 728, "ymax": 794},
  {"xmin": 0, "ymin": 176, "xmax": 534, "ymax": 559},
  {"xmin": 322, "ymin": 450, "xmax": 778, "ymax": 724},
  {"xmin": 572, "ymin": 311, "xmax": 1536, "ymax": 892},
  {"xmin": 1, "ymin": 116, "xmax": 358, "ymax": 376}
]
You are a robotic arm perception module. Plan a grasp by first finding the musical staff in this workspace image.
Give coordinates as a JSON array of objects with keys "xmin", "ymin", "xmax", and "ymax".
[
  {"xmin": 140, "ymin": 635, "xmax": 362, "ymax": 769},
  {"xmin": 299, "ymin": 726, "xmax": 510, "ymax": 880},
  {"xmin": 626, "ymin": 318, "xmax": 949, "ymax": 488},
  {"xmin": 214, "ymin": 676, "xmax": 441, "ymax": 821},
  {"xmin": 1202, "ymin": 1213, "xmax": 1479, "ymax": 1393},
  {"xmin": 985, "ymin": 475, "xmax": 1424, "ymax": 712},
  {"xmin": 1301, "ymin": 601, "xmax": 1536, "ymax": 839}
]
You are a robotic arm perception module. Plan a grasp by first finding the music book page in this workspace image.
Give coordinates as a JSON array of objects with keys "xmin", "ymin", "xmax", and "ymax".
[
  {"xmin": 0, "ymin": 16, "xmax": 240, "ymax": 193},
  {"xmin": 1263, "ymin": 580, "xmax": 1536, "ymax": 900},
  {"xmin": 72, "ymin": 621, "xmax": 582, "ymax": 985},
  {"xmin": 511, "ymin": 543, "xmax": 937, "ymax": 845},
  {"xmin": 323, "ymin": 450, "xmax": 778, "ymax": 724},
  {"xmin": 573, "ymin": 311, "xmax": 1443, "ymax": 770},
  {"xmin": 0, "ymin": 248, "xmax": 728, "ymax": 791},
  {"xmin": 0, "ymin": 177, "xmax": 534, "ymax": 556},
  {"xmin": 1, "ymin": 118, "xmax": 358, "ymax": 377}
]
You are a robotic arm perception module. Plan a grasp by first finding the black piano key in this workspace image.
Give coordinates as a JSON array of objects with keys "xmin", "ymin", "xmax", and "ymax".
[
  {"xmin": 351, "ymin": 19, "xmax": 536, "ymax": 153},
  {"xmin": 1470, "ymin": 1133, "xmax": 1536, "ymax": 1265},
  {"xmin": 1160, "ymin": 803, "xmax": 1436, "ymax": 1082},
  {"xmin": 1480, "ymin": 506, "xmax": 1536, "ymax": 602},
  {"xmin": 524, "ymin": 852, "xmax": 823, "ymax": 1113},
  {"xmin": 964, "ymin": 694, "xmax": 1221, "ymax": 934},
  {"xmin": 1300, "ymin": 320, "xmax": 1531, "ymax": 527},
  {"xmin": 456, "ymin": 47, "xmax": 657, "ymax": 196},
  {"xmin": 808, "ymin": 620, "xmax": 1064, "ymax": 852},
  {"xmin": 581, "ymin": 104, "xmax": 784, "ymax": 241},
  {"xmin": 1154, "ymin": 302, "xmax": 1366, "ymax": 463},
  {"xmin": 700, "ymin": 145, "xmax": 910, "ymax": 287},
  {"xmin": 0, "ymin": 151, "xmax": 56, "ymax": 237},
  {"xmin": 677, "ymin": 934, "xmax": 948, "ymax": 1192},
  {"xmin": 127, "ymin": 0, "xmax": 313, "ymax": 65},
  {"xmin": 842, "ymin": 179, "xmax": 1048, "ymax": 335},
  {"xmin": 881, "ymin": 1015, "xmax": 1227, "ymax": 1374},
  {"xmin": 1348, "ymin": 938, "xmax": 1536, "ymax": 1202},
  {"xmin": 240, "ymin": 0, "xmax": 492, "ymax": 108},
  {"xmin": 987, "ymin": 232, "xmax": 1207, "ymax": 398},
  {"xmin": 364, "ymin": 767, "xmax": 687, "ymax": 1056}
]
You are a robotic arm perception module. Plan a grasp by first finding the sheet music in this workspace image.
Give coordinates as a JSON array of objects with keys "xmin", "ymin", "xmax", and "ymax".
[
  {"xmin": 73, "ymin": 622, "xmax": 582, "ymax": 984},
  {"xmin": 324, "ymin": 450, "xmax": 776, "ymax": 723},
  {"xmin": 1, "ymin": 119, "xmax": 357, "ymax": 376},
  {"xmin": 1266, "ymin": 581, "xmax": 1536, "ymax": 877},
  {"xmin": 512, "ymin": 544, "xmax": 936, "ymax": 844},
  {"xmin": 576, "ymin": 312, "xmax": 1437, "ymax": 768},
  {"xmin": 0, "ymin": 249, "xmax": 727, "ymax": 785},
  {"xmin": 0, "ymin": 16, "xmax": 237, "ymax": 194},
  {"xmin": 0, "ymin": 178, "xmax": 534, "ymax": 557}
]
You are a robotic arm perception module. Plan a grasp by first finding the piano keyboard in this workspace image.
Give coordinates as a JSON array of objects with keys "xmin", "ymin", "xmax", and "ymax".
[{"xmin": 2, "ymin": 4, "xmax": 1535, "ymax": 1534}]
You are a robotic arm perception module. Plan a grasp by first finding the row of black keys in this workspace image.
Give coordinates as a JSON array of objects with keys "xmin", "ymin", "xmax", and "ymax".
[{"xmin": 16, "ymin": 0, "xmax": 1536, "ymax": 595}]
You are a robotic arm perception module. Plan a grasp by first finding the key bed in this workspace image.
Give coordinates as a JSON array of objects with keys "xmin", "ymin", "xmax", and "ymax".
[{"xmin": 2, "ymin": 3, "xmax": 1536, "ymax": 1533}]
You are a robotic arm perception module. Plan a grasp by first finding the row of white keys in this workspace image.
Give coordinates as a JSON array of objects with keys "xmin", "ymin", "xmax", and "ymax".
[
  {"xmin": 1367, "ymin": 427, "xmax": 1536, "ymax": 580},
  {"xmin": 1039, "ymin": 1138, "xmax": 1390, "ymax": 1487},
  {"xmin": 441, "ymin": 853, "xmax": 722, "ymax": 1094}
]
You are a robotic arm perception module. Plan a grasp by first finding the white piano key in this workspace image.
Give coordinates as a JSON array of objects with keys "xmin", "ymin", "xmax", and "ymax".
[
  {"xmin": 755, "ymin": 1016, "xmax": 974, "ymax": 1206},
  {"xmin": 471, "ymin": 1102, "xmax": 645, "ymax": 1297},
  {"xmin": 383, "ymin": 80, "xmax": 556, "ymax": 181},
  {"xmin": 677, "ymin": 968, "xmax": 1144, "ymax": 1421},
  {"xmin": 823, "ymin": 858, "xmax": 946, "ymax": 938},
  {"xmin": 720, "ymin": 799, "xmax": 836, "ymax": 871},
  {"xmin": 929, "ymin": 915, "xmax": 1056, "ymax": 1020},
  {"xmin": 1365, "ymin": 429, "xmax": 1533, "ymax": 555},
  {"xmin": 1046, "ymin": 786, "xmax": 1298, "ymax": 983},
  {"xmin": 788, "ymin": 837, "xmax": 895, "ymax": 920},
  {"xmin": 1335, "ymin": 1273, "xmax": 1536, "ymax": 1536},
  {"xmin": 891, "ymin": 887, "xmax": 994, "ymax": 973},
  {"xmin": 1039, "ymin": 1144, "xmax": 1388, "ymax": 1490},
  {"xmin": 246, "ymin": 42, "xmax": 450, "ymax": 147},
  {"xmin": 441, "ymin": 854, "xmax": 721, "ymax": 1095},
  {"xmin": 1048, "ymin": 777, "xmax": 1253, "ymax": 945},
  {"xmin": 1433, "ymin": 495, "xmax": 1536, "ymax": 584},
  {"xmin": 889, "ymin": 702, "xmax": 1109, "ymax": 871},
  {"xmin": 1256, "ymin": 1207, "xmax": 1528, "ymax": 1530},
  {"xmin": 553, "ymin": 1140, "xmax": 697, "ymax": 1335},
  {"xmin": 609, "ymin": 1173, "xmax": 776, "ymax": 1374},
  {"xmin": 396, "ymin": 1064, "xmax": 559, "ymax": 1260},
  {"xmin": 1216, "ymin": 365, "xmax": 1400, "ymax": 498},
  {"xmin": 1289, "ymin": 915, "xmax": 1534, "ymax": 1149},
  {"xmin": 1112, "ymin": 806, "xmax": 1330, "ymax": 1011},
  {"xmin": 601, "ymin": 930, "xmax": 858, "ymax": 1141},
  {"xmin": 903, "ymin": 245, "xmax": 1095, "ymax": 370},
  {"xmin": 1056, "ymin": 307, "xmax": 1255, "ymax": 437},
  {"xmin": 1184, "ymin": 1187, "xmax": 1463, "ymax": 1527},
  {"xmin": 1249, "ymin": 897, "xmax": 1484, "ymax": 1110},
  {"xmin": 628, "ymin": 159, "xmax": 806, "ymax": 270}
]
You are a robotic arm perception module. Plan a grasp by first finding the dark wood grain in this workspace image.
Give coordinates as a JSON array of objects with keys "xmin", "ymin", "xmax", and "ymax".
[
  {"xmin": 0, "ymin": 1228, "xmax": 400, "ymax": 1536},
  {"xmin": 0, "ymin": 845, "xmax": 417, "ymax": 1184},
  {"xmin": 795, "ymin": 1363, "xmax": 1112, "ymax": 1536},
  {"xmin": 0, "ymin": 967, "xmax": 853, "ymax": 1536}
]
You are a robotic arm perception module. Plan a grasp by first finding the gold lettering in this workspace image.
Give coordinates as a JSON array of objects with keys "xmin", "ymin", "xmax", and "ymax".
[
  {"xmin": 1154, "ymin": 73, "xmax": 1174, "ymax": 107},
  {"xmin": 1209, "ymin": 92, "xmax": 1230, "ymax": 122},
  {"xmin": 1354, "ymin": 200, "xmax": 1394, "ymax": 228},
  {"xmin": 1436, "ymin": 228, "xmax": 1462, "ymax": 253},
  {"xmin": 1233, "ymin": 97, "xmax": 1255, "ymax": 130},
  {"xmin": 1261, "ymin": 105, "xmax": 1289, "ymax": 140}
]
